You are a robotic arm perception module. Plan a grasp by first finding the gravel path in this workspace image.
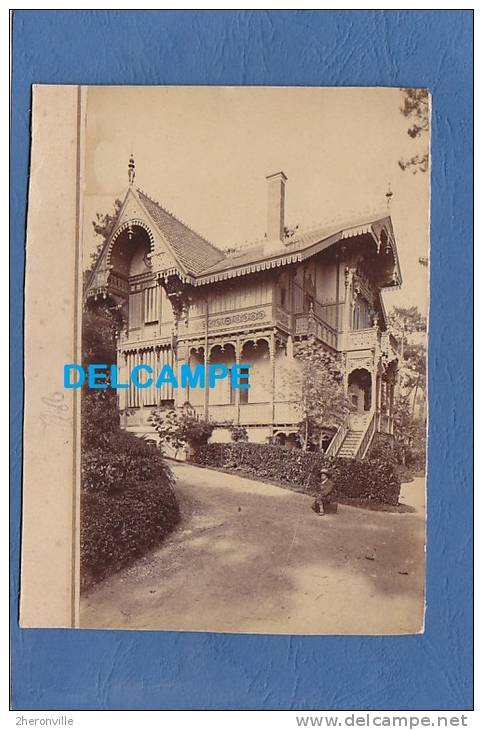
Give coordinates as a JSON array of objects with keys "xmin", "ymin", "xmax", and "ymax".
[{"xmin": 80, "ymin": 463, "xmax": 425, "ymax": 634}]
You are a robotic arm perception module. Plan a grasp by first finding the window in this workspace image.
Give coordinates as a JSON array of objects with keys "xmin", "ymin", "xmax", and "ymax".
[
  {"xmin": 144, "ymin": 286, "xmax": 159, "ymax": 324},
  {"xmin": 129, "ymin": 291, "xmax": 143, "ymax": 329}
]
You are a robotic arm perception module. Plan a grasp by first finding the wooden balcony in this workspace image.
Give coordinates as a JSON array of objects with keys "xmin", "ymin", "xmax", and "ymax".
[
  {"xmin": 192, "ymin": 401, "xmax": 300, "ymax": 427},
  {"xmin": 294, "ymin": 313, "xmax": 338, "ymax": 349},
  {"xmin": 178, "ymin": 303, "xmax": 274, "ymax": 338},
  {"xmin": 345, "ymin": 327, "xmax": 379, "ymax": 352}
]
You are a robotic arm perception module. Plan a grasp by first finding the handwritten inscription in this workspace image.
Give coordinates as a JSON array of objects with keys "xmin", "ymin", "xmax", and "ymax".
[{"xmin": 40, "ymin": 392, "xmax": 71, "ymax": 429}]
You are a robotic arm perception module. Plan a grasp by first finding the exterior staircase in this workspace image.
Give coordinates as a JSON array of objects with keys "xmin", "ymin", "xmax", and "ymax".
[
  {"xmin": 326, "ymin": 410, "xmax": 377, "ymax": 460},
  {"xmin": 338, "ymin": 429, "xmax": 364, "ymax": 458}
]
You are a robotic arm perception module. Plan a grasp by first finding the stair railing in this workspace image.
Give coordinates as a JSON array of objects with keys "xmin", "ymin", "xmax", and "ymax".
[
  {"xmin": 325, "ymin": 411, "xmax": 350, "ymax": 457},
  {"xmin": 355, "ymin": 409, "xmax": 377, "ymax": 459}
]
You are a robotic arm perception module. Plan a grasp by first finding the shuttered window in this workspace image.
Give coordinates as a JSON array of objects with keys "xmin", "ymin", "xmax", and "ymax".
[
  {"xmin": 144, "ymin": 286, "xmax": 159, "ymax": 324},
  {"xmin": 129, "ymin": 291, "xmax": 143, "ymax": 329}
]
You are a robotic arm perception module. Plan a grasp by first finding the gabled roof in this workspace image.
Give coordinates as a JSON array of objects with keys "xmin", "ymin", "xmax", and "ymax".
[
  {"xmin": 136, "ymin": 189, "xmax": 225, "ymax": 276},
  {"xmin": 86, "ymin": 182, "xmax": 401, "ymax": 303}
]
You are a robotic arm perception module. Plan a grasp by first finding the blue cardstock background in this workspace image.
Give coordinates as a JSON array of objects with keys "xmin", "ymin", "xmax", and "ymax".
[{"xmin": 10, "ymin": 10, "xmax": 473, "ymax": 710}]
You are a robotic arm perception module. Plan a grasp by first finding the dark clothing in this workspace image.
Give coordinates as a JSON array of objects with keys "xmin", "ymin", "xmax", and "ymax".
[
  {"xmin": 317, "ymin": 477, "xmax": 334, "ymax": 498},
  {"xmin": 312, "ymin": 477, "xmax": 335, "ymax": 515}
]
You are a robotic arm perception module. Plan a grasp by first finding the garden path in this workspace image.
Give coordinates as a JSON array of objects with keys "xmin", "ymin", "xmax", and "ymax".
[{"xmin": 80, "ymin": 463, "xmax": 425, "ymax": 634}]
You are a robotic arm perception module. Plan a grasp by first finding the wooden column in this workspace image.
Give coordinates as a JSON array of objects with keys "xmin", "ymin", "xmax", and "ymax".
[
  {"xmin": 270, "ymin": 332, "xmax": 276, "ymax": 434},
  {"xmin": 342, "ymin": 267, "xmax": 354, "ymax": 350},
  {"xmin": 235, "ymin": 337, "xmax": 241, "ymax": 424}
]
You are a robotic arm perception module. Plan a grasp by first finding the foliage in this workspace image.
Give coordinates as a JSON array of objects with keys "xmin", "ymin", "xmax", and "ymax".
[
  {"xmin": 81, "ymin": 305, "xmax": 120, "ymax": 448},
  {"xmin": 288, "ymin": 336, "xmax": 349, "ymax": 450},
  {"xmin": 149, "ymin": 404, "xmax": 215, "ymax": 456},
  {"xmin": 389, "ymin": 305, "xmax": 427, "ymax": 403},
  {"xmin": 393, "ymin": 394, "xmax": 426, "ymax": 469},
  {"xmin": 81, "ymin": 238, "xmax": 180, "ymax": 588},
  {"xmin": 192, "ymin": 442, "xmax": 401, "ymax": 506},
  {"xmin": 82, "ymin": 305, "xmax": 118, "ymax": 365},
  {"xmin": 389, "ymin": 305, "xmax": 426, "ymax": 338},
  {"xmin": 90, "ymin": 198, "xmax": 123, "ymax": 270},
  {"xmin": 81, "ymin": 388, "xmax": 120, "ymax": 449},
  {"xmin": 81, "ymin": 478, "xmax": 180, "ymax": 589},
  {"xmin": 369, "ymin": 433, "xmax": 400, "ymax": 465},
  {"xmin": 82, "ymin": 430, "xmax": 175, "ymax": 495},
  {"xmin": 398, "ymin": 88, "xmax": 429, "ymax": 173},
  {"xmin": 229, "ymin": 424, "xmax": 248, "ymax": 442},
  {"xmin": 80, "ymin": 419, "xmax": 179, "ymax": 590},
  {"xmin": 82, "ymin": 307, "xmax": 118, "ymax": 445}
]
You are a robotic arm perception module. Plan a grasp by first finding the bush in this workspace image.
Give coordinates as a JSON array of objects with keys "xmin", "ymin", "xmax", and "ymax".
[
  {"xmin": 81, "ymin": 421, "xmax": 179, "ymax": 589},
  {"xmin": 81, "ymin": 478, "xmax": 180, "ymax": 589},
  {"xmin": 81, "ymin": 430, "xmax": 174, "ymax": 495},
  {"xmin": 80, "ymin": 305, "xmax": 181, "ymax": 590},
  {"xmin": 192, "ymin": 442, "xmax": 401, "ymax": 505},
  {"xmin": 229, "ymin": 424, "xmax": 249, "ymax": 442},
  {"xmin": 370, "ymin": 431, "xmax": 426, "ymax": 475},
  {"xmin": 368, "ymin": 433, "xmax": 399, "ymax": 464},
  {"xmin": 149, "ymin": 405, "xmax": 215, "ymax": 454}
]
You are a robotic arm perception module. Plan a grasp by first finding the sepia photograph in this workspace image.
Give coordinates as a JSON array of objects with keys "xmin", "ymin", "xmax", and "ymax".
[
  {"xmin": 12, "ymin": 8, "xmax": 474, "ymax": 718},
  {"xmin": 21, "ymin": 85, "xmax": 430, "ymax": 634},
  {"xmin": 76, "ymin": 86, "xmax": 429, "ymax": 634}
]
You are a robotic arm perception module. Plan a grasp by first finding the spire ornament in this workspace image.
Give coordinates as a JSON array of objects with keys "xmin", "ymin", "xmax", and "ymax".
[{"xmin": 128, "ymin": 154, "xmax": 135, "ymax": 185}]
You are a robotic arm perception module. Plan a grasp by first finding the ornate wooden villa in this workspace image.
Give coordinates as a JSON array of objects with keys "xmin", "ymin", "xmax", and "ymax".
[{"xmin": 85, "ymin": 159, "xmax": 401, "ymax": 458}]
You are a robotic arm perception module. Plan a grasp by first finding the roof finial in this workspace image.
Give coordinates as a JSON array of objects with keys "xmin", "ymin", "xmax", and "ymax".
[
  {"xmin": 128, "ymin": 154, "xmax": 135, "ymax": 186},
  {"xmin": 385, "ymin": 182, "xmax": 393, "ymax": 209}
]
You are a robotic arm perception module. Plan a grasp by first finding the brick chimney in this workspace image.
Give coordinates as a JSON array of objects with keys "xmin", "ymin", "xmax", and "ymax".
[{"xmin": 266, "ymin": 171, "xmax": 287, "ymax": 242}]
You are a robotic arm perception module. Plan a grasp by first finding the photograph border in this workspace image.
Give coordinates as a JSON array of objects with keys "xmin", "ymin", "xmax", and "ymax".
[{"xmin": 10, "ymin": 9, "xmax": 473, "ymax": 710}]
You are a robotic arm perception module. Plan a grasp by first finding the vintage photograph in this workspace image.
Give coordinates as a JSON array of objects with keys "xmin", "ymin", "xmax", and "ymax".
[{"xmin": 75, "ymin": 87, "xmax": 428, "ymax": 633}]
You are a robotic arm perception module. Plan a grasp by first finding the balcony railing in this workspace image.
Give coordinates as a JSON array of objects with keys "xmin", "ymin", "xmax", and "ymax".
[
  {"xmin": 294, "ymin": 313, "xmax": 338, "ymax": 349},
  {"xmin": 345, "ymin": 327, "xmax": 379, "ymax": 351},
  {"xmin": 178, "ymin": 303, "xmax": 274, "ymax": 337}
]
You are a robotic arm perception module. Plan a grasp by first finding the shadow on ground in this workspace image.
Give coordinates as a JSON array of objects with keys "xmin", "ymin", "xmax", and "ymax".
[{"xmin": 80, "ymin": 463, "xmax": 425, "ymax": 635}]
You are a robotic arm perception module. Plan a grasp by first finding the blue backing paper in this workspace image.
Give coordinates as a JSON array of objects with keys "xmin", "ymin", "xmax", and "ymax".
[{"xmin": 10, "ymin": 10, "xmax": 473, "ymax": 710}]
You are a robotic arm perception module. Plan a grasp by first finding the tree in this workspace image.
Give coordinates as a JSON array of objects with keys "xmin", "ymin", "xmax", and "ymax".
[
  {"xmin": 81, "ymin": 200, "xmax": 124, "ymax": 445},
  {"xmin": 388, "ymin": 306, "xmax": 427, "ymax": 468},
  {"xmin": 286, "ymin": 337, "xmax": 349, "ymax": 451},
  {"xmin": 393, "ymin": 393, "xmax": 426, "ymax": 468},
  {"xmin": 83, "ymin": 198, "xmax": 123, "ymax": 289},
  {"xmin": 389, "ymin": 305, "xmax": 426, "ymax": 357},
  {"xmin": 81, "ymin": 305, "xmax": 119, "ymax": 449},
  {"xmin": 398, "ymin": 88, "xmax": 429, "ymax": 174},
  {"xmin": 149, "ymin": 403, "xmax": 215, "ymax": 458}
]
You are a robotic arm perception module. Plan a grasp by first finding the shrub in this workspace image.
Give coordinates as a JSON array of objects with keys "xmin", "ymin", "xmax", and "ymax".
[
  {"xmin": 81, "ymin": 478, "xmax": 180, "ymax": 589},
  {"xmin": 81, "ymin": 430, "xmax": 174, "ymax": 495},
  {"xmin": 149, "ymin": 405, "xmax": 215, "ymax": 455},
  {"xmin": 80, "ymin": 304, "xmax": 180, "ymax": 590},
  {"xmin": 370, "ymin": 431, "xmax": 426, "ymax": 475},
  {"xmin": 368, "ymin": 433, "xmax": 399, "ymax": 464},
  {"xmin": 229, "ymin": 424, "xmax": 248, "ymax": 442},
  {"xmin": 192, "ymin": 442, "xmax": 401, "ymax": 505},
  {"xmin": 80, "ymin": 415, "xmax": 178, "ymax": 588}
]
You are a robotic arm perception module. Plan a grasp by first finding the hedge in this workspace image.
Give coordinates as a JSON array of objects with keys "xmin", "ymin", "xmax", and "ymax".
[
  {"xmin": 80, "ymin": 430, "xmax": 180, "ymax": 589},
  {"xmin": 82, "ymin": 430, "xmax": 174, "ymax": 495},
  {"xmin": 192, "ymin": 442, "xmax": 401, "ymax": 506}
]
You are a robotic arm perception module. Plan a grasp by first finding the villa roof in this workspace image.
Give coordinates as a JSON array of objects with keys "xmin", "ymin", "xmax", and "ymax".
[
  {"xmin": 137, "ymin": 189, "xmax": 225, "ymax": 276},
  {"xmin": 195, "ymin": 211, "xmax": 400, "ymax": 286},
  {"xmin": 86, "ymin": 179, "xmax": 401, "ymax": 301}
]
